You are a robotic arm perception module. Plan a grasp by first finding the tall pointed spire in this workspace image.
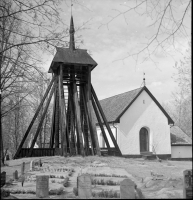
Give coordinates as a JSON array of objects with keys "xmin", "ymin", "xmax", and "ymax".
[{"xmin": 69, "ymin": 16, "xmax": 75, "ymax": 50}]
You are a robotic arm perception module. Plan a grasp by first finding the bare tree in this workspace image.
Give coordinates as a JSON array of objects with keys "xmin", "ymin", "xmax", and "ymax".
[
  {"xmin": 0, "ymin": 0, "xmax": 69, "ymax": 163},
  {"xmin": 99, "ymin": 0, "xmax": 191, "ymax": 65},
  {"xmin": 162, "ymin": 43, "xmax": 192, "ymax": 138}
]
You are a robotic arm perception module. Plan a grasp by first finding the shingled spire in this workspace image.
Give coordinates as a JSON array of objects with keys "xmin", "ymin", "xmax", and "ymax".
[{"xmin": 69, "ymin": 16, "xmax": 75, "ymax": 50}]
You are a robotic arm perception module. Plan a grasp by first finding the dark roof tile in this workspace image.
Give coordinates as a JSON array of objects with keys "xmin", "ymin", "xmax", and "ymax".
[
  {"xmin": 98, "ymin": 87, "xmax": 142, "ymax": 122},
  {"xmin": 94, "ymin": 86, "xmax": 174, "ymax": 125},
  {"xmin": 170, "ymin": 126, "xmax": 192, "ymax": 144}
]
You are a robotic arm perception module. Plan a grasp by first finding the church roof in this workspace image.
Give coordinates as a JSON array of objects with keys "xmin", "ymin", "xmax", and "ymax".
[
  {"xmin": 96, "ymin": 86, "xmax": 174, "ymax": 124},
  {"xmin": 170, "ymin": 126, "xmax": 192, "ymax": 145}
]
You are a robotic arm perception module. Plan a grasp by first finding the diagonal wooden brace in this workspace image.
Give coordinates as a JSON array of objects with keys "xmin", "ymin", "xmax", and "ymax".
[
  {"xmin": 91, "ymin": 84, "xmax": 122, "ymax": 156},
  {"xmin": 28, "ymin": 78, "xmax": 57, "ymax": 157},
  {"xmin": 14, "ymin": 76, "xmax": 56, "ymax": 159}
]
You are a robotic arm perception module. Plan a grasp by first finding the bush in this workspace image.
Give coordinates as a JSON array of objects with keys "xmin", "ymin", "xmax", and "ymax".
[
  {"xmin": 92, "ymin": 190, "xmax": 120, "ymax": 198},
  {"xmin": 109, "ymin": 190, "xmax": 114, "ymax": 198},
  {"xmin": 104, "ymin": 190, "xmax": 109, "ymax": 198},
  {"xmin": 92, "ymin": 191, "xmax": 96, "ymax": 197},
  {"xmin": 73, "ymin": 187, "xmax": 78, "ymax": 196},
  {"xmin": 51, "ymin": 180, "xmax": 55, "ymax": 183},
  {"xmin": 71, "ymin": 169, "xmax": 75, "ymax": 172},
  {"xmin": 62, "ymin": 177, "xmax": 69, "ymax": 187},
  {"xmin": 49, "ymin": 188, "xmax": 64, "ymax": 195},
  {"xmin": 91, "ymin": 179, "xmax": 119, "ymax": 186},
  {"xmin": 68, "ymin": 172, "xmax": 72, "ymax": 176},
  {"xmin": 26, "ymin": 190, "xmax": 36, "ymax": 194},
  {"xmin": 101, "ymin": 179, "xmax": 105, "ymax": 185}
]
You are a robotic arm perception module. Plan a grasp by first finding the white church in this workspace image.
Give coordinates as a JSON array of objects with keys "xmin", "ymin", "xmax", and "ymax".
[{"xmin": 96, "ymin": 85, "xmax": 175, "ymax": 159}]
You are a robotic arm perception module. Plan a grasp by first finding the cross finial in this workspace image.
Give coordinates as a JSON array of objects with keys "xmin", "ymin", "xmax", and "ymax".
[
  {"xmin": 71, "ymin": 0, "xmax": 73, "ymax": 16},
  {"xmin": 143, "ymin": 72, "xmax": 146, "ymax": 86}
]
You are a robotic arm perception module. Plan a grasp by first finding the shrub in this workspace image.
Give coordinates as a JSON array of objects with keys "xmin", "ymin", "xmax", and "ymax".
[
  {"xmin": 113, "ymin": 191, "xmax": 118, "ymax": 198},
  {"xmin": 51, "ymin": 180, "xmax": 55, "ymax": 183},
  {"xmin": 101, "ymin": 179, "xmax": 105, "ymax": 185},
  {"xmin": 49, "ymin": 188, "xmax": 63, "ymax": 195},
  {"xmin": 62, "ymin": 177, "xmax": 69, "ymax": 187},
  {"xmin": 92, "ymin": 179, "xmax": 97, "ymax": 185},
  {"xmin": 68, "ymin": 172, "xmax": 72, "ymax": 176},
  {"xmin": 71, "ymin": 169, "xmax": 75, "ymax": 172},
  {"xmin": 26, "ymin": 190, "xmax": 36, "ymax": 194},
  {"xmin": 104, "ymin": 190, "xmax": 109, "ymax": 198},
  {"xmin": 92, "ymin": 190, "xmax": 120, "ymax": 198},
  {"xmin": 56, "ymin": 188, "xmax": 63, "ymax": 195},
  {"xmin": 60, "ymin": 175, "xmax": 64, "ymax": 179},
  {"xmin": 109, "ymin": 190, "xmax": 114, "ymax": 198},
  {"xmin": 73, "ymin": 187, "xmax": 78, "ymax": 196},
  {"xmin": 92, "ymin": 191, "xmax": 96, "ymax": 197}
]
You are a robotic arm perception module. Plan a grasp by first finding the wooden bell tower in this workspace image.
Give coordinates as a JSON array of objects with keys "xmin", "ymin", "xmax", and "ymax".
[{"xmin": 14, "ymin": 16, "xmax": 122, "ymax": 159}]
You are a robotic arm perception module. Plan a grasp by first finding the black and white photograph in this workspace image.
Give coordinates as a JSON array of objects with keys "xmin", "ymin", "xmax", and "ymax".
[{"xmin": 0, "ymin": 0, "xmax": 192, "ymax": 199}]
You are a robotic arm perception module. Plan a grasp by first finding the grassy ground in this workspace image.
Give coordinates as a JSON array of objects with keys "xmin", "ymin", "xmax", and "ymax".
[{"xmin": 1, "ymin": 156, "xmax": 192, "ymax": 199}]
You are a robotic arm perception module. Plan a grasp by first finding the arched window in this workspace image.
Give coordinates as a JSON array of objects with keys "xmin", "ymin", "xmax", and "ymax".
[{"xmin": 139, "ymin": 127, "xmax": 149, "ymax": 152}]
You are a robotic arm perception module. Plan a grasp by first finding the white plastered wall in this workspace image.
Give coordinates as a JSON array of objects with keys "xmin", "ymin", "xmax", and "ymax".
[
  {"xmin": 118, "ymin": 90, "xmax": 171, "ymax": 155},
  {"xmin": 171, "ymin": 146, "xmax": 192, "ymax": 158},
  {"xmin": 96, "ymin": 124, "xmax": 120, "ymax": 148}
]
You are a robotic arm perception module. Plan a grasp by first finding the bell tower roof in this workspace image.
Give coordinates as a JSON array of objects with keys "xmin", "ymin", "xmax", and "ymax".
[{"xmin": 48, "ymin": 16, "xmax": 97, "ymax": 73}]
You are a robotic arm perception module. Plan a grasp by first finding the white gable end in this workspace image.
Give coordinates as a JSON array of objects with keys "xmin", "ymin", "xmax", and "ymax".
[{"xmin": 118, "ymin": 90, "xmax": 171, "ymax": 155}]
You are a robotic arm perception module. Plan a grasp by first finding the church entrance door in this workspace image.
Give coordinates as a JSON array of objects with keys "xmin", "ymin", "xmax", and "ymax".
[{"xmin": 140, "ymin": 127, "xmax": 149, "ymax": 152}]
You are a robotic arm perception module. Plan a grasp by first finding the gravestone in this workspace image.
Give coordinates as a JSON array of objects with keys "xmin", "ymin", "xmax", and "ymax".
[
  {"xmin": 183, "ymin": 169, "xmax": 192, "ymax": 199},
  {"xmin": 77, "ymin": 174, "xmax": 92, "ymax": 199},
  {"xmin": 1, "ymin": 171, "xmax": 6, "ymax": 187},
  {"xmin": 30, "ymin": 160, "xmax": 35, "ymax": 171},
  {"xmin": 36, "ymin": 175, "xmax": 49, "ymax": 198},
  {"xmin": 21, "ymin": 162, "xmax": 25, "ymax": 175},
  {"xmin": 120, "ymin": 178, "xmax": 136, "ymax": 199},
  {"xmin": 13, "ymin": 170, "xmax": 18, "ymax": 180}
]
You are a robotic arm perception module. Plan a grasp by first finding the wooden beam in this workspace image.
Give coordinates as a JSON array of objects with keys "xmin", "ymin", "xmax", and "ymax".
[
  {"xmin": 86, "ymin": 72, "xmax": 101, "ymax": 156},
  {"xmin": 58, "ymin": 65, "xmax": 68, "ymax": 157},
  {"xmin": 68, "ymin": 85, "xmax": 77, "ymax": 155},
  {"xmin": 54, "ymin": 82, "xmax": 60, "ymax": 148},
  {"xmin": 66, "ymin": 95, "xmax": 72, "ymax": 154},
  {"xmin": 85, "ymin": 68, "xmax": 97, "ymax": 154},
  {"xmin": 85, "ymin": 72, "xmax": 101, "ymax": 156},
  {"xmin": 91, "ymin": 85, "xmax": 122, "ymax": 156},
  {"xmin": 14, "ymin": 76, "xmax": 56, "ymax": 159},
  {"xmin": 28, "ymin": 79, "xmax": 56, "ymax": 157},
  {"xmin": 91, "ymin": 95, "xmax": 111, "ymax": 150},
  {"xmin": 79, "ymin": 87, "xmax": 89, "ymax": 155},
  {"xmin": 49, "ymin": 88, "xmax": 57, "ymax": 148},
  {"xmin": 73, "ymin": 82, "xmax": 85, "ymax": 156},
  {"xmin": 82, "ymin": 85, "xmax": 94, "ymax": 155}
]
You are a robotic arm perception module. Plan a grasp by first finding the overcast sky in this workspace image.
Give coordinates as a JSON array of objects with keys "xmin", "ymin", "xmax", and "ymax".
[{"xmin": 43, "ymin": 0, "xmax": 191, "ymax": 104}]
